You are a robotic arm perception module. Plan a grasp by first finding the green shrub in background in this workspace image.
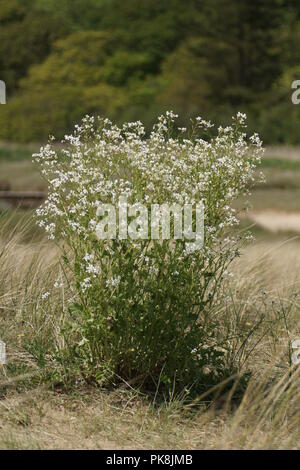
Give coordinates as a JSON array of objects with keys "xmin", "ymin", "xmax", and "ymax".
[{"xmin": 1, "ymin": 0, "xmax": 299, "ymax": 144}]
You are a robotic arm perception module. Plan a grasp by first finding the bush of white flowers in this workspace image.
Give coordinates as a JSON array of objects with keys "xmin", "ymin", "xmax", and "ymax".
[{"xmin": 34, "ymin": 111, "xmax": 263, "ymax": 391}]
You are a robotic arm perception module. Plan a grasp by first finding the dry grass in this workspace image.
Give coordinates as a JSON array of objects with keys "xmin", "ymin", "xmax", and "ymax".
[
  {"xmin": 1, "ymin": 213, "xmax": 300, "ymax": 449},
  {"xmin": 1, "ymin": 367, "xmax": 300, "ymax": 450}
]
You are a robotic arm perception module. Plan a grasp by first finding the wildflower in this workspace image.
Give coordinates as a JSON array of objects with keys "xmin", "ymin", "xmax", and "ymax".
[
  {"xmin": 34, "ymin": 111, "xmax": 263, "ymax": 387},
  {"xmin": 106, "ymin": 276, "xmax": 121, "ymax": 288}
]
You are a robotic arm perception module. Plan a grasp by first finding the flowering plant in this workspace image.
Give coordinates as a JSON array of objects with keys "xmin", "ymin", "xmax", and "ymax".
[{"xmin": 34, "ymin": 112, "xmax": 263, "ymax": 390}]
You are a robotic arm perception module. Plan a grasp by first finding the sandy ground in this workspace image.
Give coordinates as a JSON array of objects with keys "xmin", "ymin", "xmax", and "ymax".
[
  {"xmin": 264, "ymin": 146, "xmax": 300, "ymax": 161},
  {"xmin": 243, "ymin": 210, "xmax": 300, "ymax": 233}
]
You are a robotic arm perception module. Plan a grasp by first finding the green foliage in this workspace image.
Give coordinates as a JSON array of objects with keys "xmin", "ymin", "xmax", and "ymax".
[
  {"xmin": 158, "ymin": 38, "xmax": 214, "ymax": 118},
  {"xmin": 0, "ymin": 31, "xmax": 129, "ymax": 141},
  {"xmin": 0, "ymin": 0, "xmax": 299, "ymax": 143},
  {"xmin": 33, "ymin": 0, "xmax": 109, "ymax": 30},
  {"xmin": 19, "ymin": 31, "xmax": 119, "ymax": 89},
  {"xmin": 0, "ymin": 85, "xmax": 125, "ymax": 142},
  {"xmin": 0, "ymin": 0, "xmax": 66, "ymax": 94}
]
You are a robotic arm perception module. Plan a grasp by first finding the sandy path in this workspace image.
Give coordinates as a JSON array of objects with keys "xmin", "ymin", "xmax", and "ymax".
[{"xmin": 244, "ymin": 210, "xmax": 300, "ymax": 233}]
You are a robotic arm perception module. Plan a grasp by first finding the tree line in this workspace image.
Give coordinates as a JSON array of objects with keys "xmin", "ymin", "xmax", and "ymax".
[{"xmin": 0, "ymin": 0, "xmax": 300, "ymax": 143}]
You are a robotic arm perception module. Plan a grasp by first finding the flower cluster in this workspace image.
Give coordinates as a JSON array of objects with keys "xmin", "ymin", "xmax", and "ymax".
[{"xmin": 35, "ymin": 111, "xmax": 262, "ymax": 243}]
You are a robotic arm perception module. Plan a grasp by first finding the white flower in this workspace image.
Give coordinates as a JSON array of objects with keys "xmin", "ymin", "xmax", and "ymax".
[
  {"xmin": 81, "ymin": 278, "xmax": 92, "ymax": 293},
  {"xmin": 106, "ymin": 276, "xmax": 121, "ymax": 288}
]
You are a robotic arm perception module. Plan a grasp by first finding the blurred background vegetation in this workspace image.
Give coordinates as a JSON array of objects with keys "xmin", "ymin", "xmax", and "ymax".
[{"xmin": 0, "ymin": 0, "xmax": 300, "ymax": 143}]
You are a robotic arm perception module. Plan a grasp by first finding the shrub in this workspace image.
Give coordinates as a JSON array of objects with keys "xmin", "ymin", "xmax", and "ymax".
[{"xmin": 34, "ymin": 112, "xmax": 263, "ymax": 392}]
